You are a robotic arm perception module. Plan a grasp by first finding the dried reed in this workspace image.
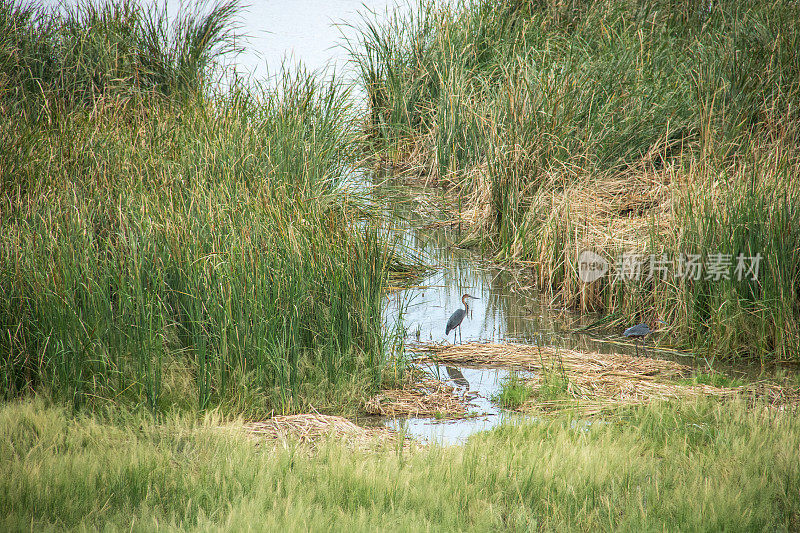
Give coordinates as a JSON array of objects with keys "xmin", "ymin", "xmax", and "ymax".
[
  {"xmin": 416, "ymin": 342, "xmax": 799, "ymax": 413},
  {"xmin": 220, "ymin": 414, "xmax": 401, "ymax": 449},
  {"xmin": 365, "ymin": 377, "xmax": 469, "ymax": 418},
  {"xmin": 416, "ymin": 341, "xmax": 688, "ymax": 379}
]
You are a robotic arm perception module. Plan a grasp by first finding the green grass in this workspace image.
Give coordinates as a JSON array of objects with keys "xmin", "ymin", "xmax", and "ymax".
[
  {"xmin": 2, "ymin": 396, "xmax": 798, "ymax": 531},
  {"xmin": 678, "ymin": 371, "xmax": 746, "ymax": 389},
  {"xmin": 0, "ymin": 0, "xmax": 414, "ymax": 415},
  {"xmin": 352, "ymin": 0, "xmax": 800, "ymax": 364},
  {"xmin": 535, "ymin": 370, "xmax": 571, "ymax": 402},
  {"xmin": 493, "ymin": 373, "xmax": 533, "ymax": 409},
  {"xmin": 353, "ymin": 0, "xmax": 799, "ymax": 170},
  {"xmin": 0, "ymin": 0, "xmax": 241, "ymax": 117},
  {"xmin": 0, "ymin": 78, "xmax": 400, "ymax": 414},
  {"xmin": 495, "ymin": 370, "xmax": 571, "ymax": 409}
]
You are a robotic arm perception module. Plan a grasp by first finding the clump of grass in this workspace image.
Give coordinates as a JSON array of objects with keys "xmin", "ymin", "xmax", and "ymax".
[
  {"xmin": 535, "ymin": 370, "xmax": 571, "ymax": 402},
  {"xmin": 0, "ymin": 0, "xmax": 242, "ymax": 117},
  {"xmin": 495, "ymin": 369, "xmax": 571, "ymax": 409},
  {"xmin": 678, "ymin": 371, "xmax": 746, "ymax": 389},
  {"xmin": 0, "ymin": 72, "xmax": 399, "ymax": 414},
  {"xmin": 493, "ymin": 373, "xmax": 533, "ymax": 409}
]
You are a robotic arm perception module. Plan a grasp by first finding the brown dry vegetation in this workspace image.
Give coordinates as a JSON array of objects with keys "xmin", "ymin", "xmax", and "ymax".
[
  {"xmin": 220, "ymin": 413, "xmax": 403, "ymax": 450},
  {"xmin": 418, "ymin": 342, "xmax": 799, "ymax": 414},
  {"xmin": 365, "ymin": 376, "xmax": 470, "ymax": 418}
]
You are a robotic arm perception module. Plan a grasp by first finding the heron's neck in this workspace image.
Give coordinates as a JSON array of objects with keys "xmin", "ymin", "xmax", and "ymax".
[{"xmin": 463, "ymin": 299, "xmax": 469, "ymax": 313}]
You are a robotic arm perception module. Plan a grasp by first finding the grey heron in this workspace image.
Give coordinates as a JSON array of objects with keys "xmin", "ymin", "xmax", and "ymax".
[
  {"xmin": 623, "ymin": 319, "xmax": 665, "ymax": 356},
  {"xmin": 445, "ymin": 293, "xmax": 478, "ymax": 344}
]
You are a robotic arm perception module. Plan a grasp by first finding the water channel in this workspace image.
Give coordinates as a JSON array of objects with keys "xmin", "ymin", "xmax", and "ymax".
[
  {"xmin": 178, "ymin": 0, "xmax": 711, "ymax": 444},
  {"xmin": 359, "ymin": 175, "xmax": 690, "ymax": 445}
]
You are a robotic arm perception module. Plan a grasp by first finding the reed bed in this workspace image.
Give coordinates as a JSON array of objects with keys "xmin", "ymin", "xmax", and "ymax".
[
  {"xmin": 0, "ymin": 0, "xmax": 241, "ymax": 118},
  {"xmin": 417, "ymin": 341, "xmax": 689, "ymax": 378},
  {"xmin": 352, "ymin": 0, "xmax": 800, "ymax": 364},
  {"xmin": 524, "ymin": 373, "xmax": 799, "ymax": 416},
  {"xmin": 0, "ymin": 0, "xmax": 413, "ymax": 415}
]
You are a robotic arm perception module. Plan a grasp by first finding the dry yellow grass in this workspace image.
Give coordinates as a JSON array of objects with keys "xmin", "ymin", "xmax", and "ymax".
[
  {"xmin": 416, "ymin": 341, "xmax": 799, "ymax": 414},
  {"xmin": 416, "ymin": 341, "xmax": 688, "ymax": 377},
  {"xmin": 365, "ymin": 377, "xmax": 470, "ymax": 418},
  {"xmin": 217, "ymin": 414, "xmax": 401, "ymax": 449}
]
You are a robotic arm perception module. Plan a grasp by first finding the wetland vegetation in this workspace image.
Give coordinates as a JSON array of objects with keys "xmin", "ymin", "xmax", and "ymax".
[
  {"xmin": 1, "ymin": 0, "xmax": 408, "ymax": 416},
  {"xmin": 2, "ymin": 396, "xmax": 799, "ymax": 531},
  {"xmin": 353, "ymin": 0, "xmax": 800, "ymax": 364},
  {"xmin": 2, "ymin": 0, "xmax": 799, "ymax": 530}
]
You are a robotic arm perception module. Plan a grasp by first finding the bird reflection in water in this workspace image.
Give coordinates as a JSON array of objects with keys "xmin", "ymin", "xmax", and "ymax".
[{"xmin": 446, "ymin": 366, "xmax": 470, "ymax": 389}]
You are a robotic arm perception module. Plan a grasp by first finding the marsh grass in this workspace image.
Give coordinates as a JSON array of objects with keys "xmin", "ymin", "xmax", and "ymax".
[
  {"xmin": 0, "ymin": 0, "xmax": 415, "ymax": 414},
  {"xmin": 495, "ymin": 368, "xmax": 571, "ymax": 410},
  {"xmin": 352, "ymin": 0, "xmax": 800, "ymax": 363},
  {"xmin": 2, "ymin": 396, "xmax": 798, "ymax": 531},
  {"xmin": 535, "ymin": 369, "xmax": 571, "ymax": 402},
  {"xmin": 678, "ymin": 371, "xmax": 746, "ymax": 389},
  {"xmin": 0, "ymin": 0, "xmax": 241, "ymax": 117}
]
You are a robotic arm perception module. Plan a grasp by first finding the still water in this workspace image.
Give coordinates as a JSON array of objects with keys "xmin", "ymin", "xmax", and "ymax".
[
  {"xmin": 41, "ymin": 0, "xmax": 410, "ymax": 83},
  {"xmin": 218, "ymin": 0, "xmax": 405, "ymax": 79},
  {"xmin": 164, "ymin": 0, "xmax": 411, "ymax": 85}
]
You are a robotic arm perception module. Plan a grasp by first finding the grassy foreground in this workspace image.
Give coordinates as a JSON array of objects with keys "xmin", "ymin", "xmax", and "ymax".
[
  {"xmin": 353, "ymin": 0, "xmax": 800, "ymax": 364},
  {"xmin": 2, "ymin": 397, "xmax": 798, "ymax": 531}
]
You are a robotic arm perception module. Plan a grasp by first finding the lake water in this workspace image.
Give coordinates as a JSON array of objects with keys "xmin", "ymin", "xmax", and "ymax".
[
  {"xmin": 214, "ymin": 0, "xmax": 407, "ymax": 79},
  {"xmin": 40, "ymin": 0, "xmax": 411, "ymax": 84}
]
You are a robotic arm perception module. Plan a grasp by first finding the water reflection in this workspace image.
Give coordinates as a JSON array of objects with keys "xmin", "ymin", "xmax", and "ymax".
[
  {"xmin": 445, "ymin": 366, "xmax": 469, "ymax": 389},
  {"xmin": 376, "ymin": 181, "xmax": 605, "ymax": 349},
  {"xmin": 385, "ymin": 365, "xmax": 522, "ymax": 445}
]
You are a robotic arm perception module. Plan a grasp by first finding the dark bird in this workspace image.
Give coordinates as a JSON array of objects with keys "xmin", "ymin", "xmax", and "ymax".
[
  {"xmin": 446, "ymin": 366, "xmax": 470, "ymax": 389},
  {"xmin": 623, "ymin": 320, "xmax": 665, "ymax": 356},
  {"xmin": 446, "ymin": 293, "xmax": 478, "ymax": 344}
]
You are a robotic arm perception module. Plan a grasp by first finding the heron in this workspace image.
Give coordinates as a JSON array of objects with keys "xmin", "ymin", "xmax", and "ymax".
[
  {"xmin": 445, "ymin": 293, "xmax": 478, "ymax": 344},
  {"xmin": 623, "ymin": 319, "xmax": 665, "ymax": 356}
]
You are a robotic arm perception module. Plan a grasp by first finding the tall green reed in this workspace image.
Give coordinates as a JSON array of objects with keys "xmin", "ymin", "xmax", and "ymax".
[
  {"xmin": 1, "ymin": 0, "xmax": 399, "ymax": 412},
  {"xmin": 0, "ymin": 0, "xmax": 241, "ymax": 116}
]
